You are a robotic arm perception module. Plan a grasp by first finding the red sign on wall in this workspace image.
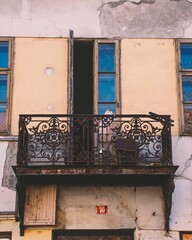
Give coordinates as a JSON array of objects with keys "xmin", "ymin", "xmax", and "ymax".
[{"xmin": 96, "ymin": 205, "xmax": 108, "ymax": 214}]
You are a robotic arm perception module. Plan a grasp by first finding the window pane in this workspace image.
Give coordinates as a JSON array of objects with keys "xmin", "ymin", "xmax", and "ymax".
[
  {"xmin": 98, "ymin": 74, "xmax": 116, "ymax": 102},
  {"xmin": 98, "ymin": 104, "xmax": 116, "ymax": 115},
  {"xmin": 184, "ymin": 104, "xmax": 192, "ymax": 132},
  {"xmin": 98, "ymin": 44, "xmax": 115, "ymax": 72},
  {"xmin": 181, "ymin": 43, "xmax": 192, "ymax": 69},
  {"xmin": 0, "ymin": 103, "xmax": 6, "ymax": 131},
  {"xmin": 0, "ymin": 42, "xmax": 9, "ymax": 68},
  {"xmin": 0, "ymin": 75, "xmax": 7, "ymax": 102}
]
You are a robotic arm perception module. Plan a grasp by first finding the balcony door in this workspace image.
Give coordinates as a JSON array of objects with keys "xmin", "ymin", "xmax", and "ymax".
[
  {"xmin": 69, "ymin": 38, "xmax": 120, "ymax": 115},
  {"xmin": 73, "ymin": 40, "xmax": 94, "ymax": 114},
  {"xmin": 68, "ymin": 37, "xmax": 120, "ymax": 164}
]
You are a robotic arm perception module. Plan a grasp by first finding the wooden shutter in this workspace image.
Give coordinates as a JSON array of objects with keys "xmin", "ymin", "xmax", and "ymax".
[{"xmin": 24, "ymin": 185, "xmax": 56, "ymax": 226}]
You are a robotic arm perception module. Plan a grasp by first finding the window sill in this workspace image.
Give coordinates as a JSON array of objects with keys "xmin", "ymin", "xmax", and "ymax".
[
  {"xmin": 0, "ymin": 211, "xmax": 15, "ymax": 220},
  {"xmin": 180, "ymin": 132, "xmax": 192, "ymax": 136},
  {"xmin": 0, "ymin": 135, "xmax": 18, "ymax": 141}
]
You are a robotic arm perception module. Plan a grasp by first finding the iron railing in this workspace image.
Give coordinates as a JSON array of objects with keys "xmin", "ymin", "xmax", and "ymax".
[{"xmin": 17, "ymin": 113, "xmax": 173, "ymax": 167}]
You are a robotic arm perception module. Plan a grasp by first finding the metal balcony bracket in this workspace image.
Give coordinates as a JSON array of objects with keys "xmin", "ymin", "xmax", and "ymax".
[
  {"xmin": 16, "ymin": 178, "xmax": 26, "ymax": 236},
  {"xmin": 163, "ymin": 174, "xmax": 175, "ymax": 232}
]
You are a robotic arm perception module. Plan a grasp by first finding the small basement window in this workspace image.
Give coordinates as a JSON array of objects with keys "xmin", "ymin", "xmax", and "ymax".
[
  {"xmin": 180, "ymin": 231, "xmax": 192, "ymax": 240},
  {"xmin": 0, "ymin": 232, "xmax": 12, "ymax": 240}
]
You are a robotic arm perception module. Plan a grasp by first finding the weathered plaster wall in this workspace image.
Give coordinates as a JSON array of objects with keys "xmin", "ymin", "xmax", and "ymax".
[
  {"xmin": 2, "ymin": 142, "xmax": 17, "ymax": 191},
  {"xmin": 99, "ymin": 0, "xmax": 192, "ymax": 38},
  {"xmin": 57, "ymin": 186, "xmax": 164, "ymax": 230},
  {"xmin": 135, "ymin": 230, "xmax": 179, "ymax": 240},
  {"xmin": 0, "ymin": 142, "xmax": 16, "ymax": 212},
  {"xmin": 170, "ymin": 136, "xmax": 192, "ymax": 231},
  {"xmin": 121, "ymin": 39, "xmax": 179, "ymax": 135},
  {"xmin": 0, "ymin": 0, "xmax": 101, "ymax": 38},
  {"xmin": 12, "ymin": 38, "xmax": 68, "ymax": 135},
  {"xmin": 1, "ymin": 0, "xmax": 192, "ymax": 38}
]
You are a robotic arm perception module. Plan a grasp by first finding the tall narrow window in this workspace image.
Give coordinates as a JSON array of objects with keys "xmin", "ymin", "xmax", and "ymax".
[
  {"xmin": 72, "ymin": 40, "xmax": 119, "ymax": 115},
  {"xmin": 96, "ymin": 42, "xmax": 119, "ymax": 114},
  {"xmin": 0, "ymin": 40, "xmax": 12, "ymax": 133},
  {"xmin": 179, "ymin": 42, "xmax": 192, "ymax": 133}
]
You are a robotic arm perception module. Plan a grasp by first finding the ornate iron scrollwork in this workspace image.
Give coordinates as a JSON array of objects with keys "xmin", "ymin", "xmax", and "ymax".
[{"xmin": 17, "ymin": 113, "xmax": 173, "ymax": 166}]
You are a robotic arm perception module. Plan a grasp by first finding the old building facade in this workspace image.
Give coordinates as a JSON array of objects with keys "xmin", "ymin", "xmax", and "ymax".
[{"xmin": 0, "ymin": 0, "xmax": 192, "ymax": 240}]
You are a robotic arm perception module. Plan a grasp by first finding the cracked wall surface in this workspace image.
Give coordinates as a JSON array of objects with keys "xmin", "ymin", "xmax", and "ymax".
[
  {"xmin": 170, "ymin": 137, "xmax": 192, "ymax": 231},
  {"xmin": 1, "ymin": 0, "xmax": 192, "ymax": 37},
  {"xmin": 2, "ymin": 142, "xmax": 17, "ymax": 191},
  {"xmin": 57, "ymin": 186, "xmax": 164, "ymax": 230},
  {"xmin": 0, "ymin": 142, "xmax": 16, "ymax": 212},
  {"xmin": 99, "ymin": 0, "xmax": 192, "ymax": 38},
  {"xmin": 136, "ymin": 230, "xmax": 179, "ymax": 240}
]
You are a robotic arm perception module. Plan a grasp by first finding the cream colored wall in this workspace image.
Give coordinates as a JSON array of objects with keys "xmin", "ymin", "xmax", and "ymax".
[
  {"xmin": 11, "ymin": 38, "xmax": 178, "ymax": 135},
  {"xmin": 121, "ymin": 39, "xmax": 179, "ymax": 135},
  {"xmin": 11, "ymin": 38, "xmax": 68, "ymax": 135},
  {"xmin": 0, "ymin": 219, "xmax": 51, "ymax": 240}
]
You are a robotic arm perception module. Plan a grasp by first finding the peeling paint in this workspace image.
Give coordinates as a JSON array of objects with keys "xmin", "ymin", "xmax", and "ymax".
[
  {"xmin": 44, "ymin": 67, "xmax": 54, "ymax": 77},
  {"xmin": 107, "ymin": 0, "xmax": 128, "ymax": 8},
  {"xmin": 2, "ymin": 142, "xmax": 17, "ymax": 191},
  {"xmin": 56, "ymin": 186, "xmax": 164, "ymax": 230},
  {"xmin": 170, "ymin": 178, "xmax": 192, "ymax": 231},
  {"xmin": 137, "ymin": 230, "xmax": 179, "ymax": 239},
  {"xmin": 0, "ymin": 0, "xmax": 192, "ymax": 38},
  {"xmin": 99, "ymin": 0, "xmax": 192, "ymax": 38},
  {"xmin": 131, "ymin": 0, "xmax": 156, "ymax": 5}
]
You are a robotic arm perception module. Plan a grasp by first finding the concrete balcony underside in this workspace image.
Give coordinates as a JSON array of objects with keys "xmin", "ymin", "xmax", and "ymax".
[{"xmin": 13, "ymin": 165, "xmax": 177, "ymax": 184}]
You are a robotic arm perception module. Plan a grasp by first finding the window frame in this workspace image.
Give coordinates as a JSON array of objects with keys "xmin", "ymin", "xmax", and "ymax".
[
  {"xmin": 52, "ymin": 229, "xmax": 134, "ymax": 240},
  {"xmin": 0, "ymin": 38, "xmax": 13, "ymax": 135},
  {"xmin": 180, "ymin": 231, "xmax": 192, "ymax": 240},
  {"xmin": 94, "ymin": 39, "xmax": 120, "ymax": 115},
  {"xmin": 68, "ymin": 38, "xmax": 120, "ymax": 115},
  {"xmin": 0, "ymin": 231, "xmax": 12, "ymax": 240}
]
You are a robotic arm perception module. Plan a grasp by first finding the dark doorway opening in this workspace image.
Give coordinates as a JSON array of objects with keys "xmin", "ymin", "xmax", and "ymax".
[
  {"xmin": 73, "ymin": 41, "xmax": 94, "ymax": 114},
  {"xmin": 72, "ymin": 41, "xmax": 94, "ymax": 164},
  {"xmin": 52, "ymin": 229, "xmax": 134, "ymax": 240}
]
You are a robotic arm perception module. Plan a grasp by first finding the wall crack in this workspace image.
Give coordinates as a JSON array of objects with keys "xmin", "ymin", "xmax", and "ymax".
[
  {"xmin": 130, "ymin": 0, "xmax": 156, "ymax": 5},
  {"xmin": 98, "ymin": 0, "xmax": 128, "ymax": 10},
  {"xmin": 175, "ymin": 154, "xmax": 192, "ymax": 181}
]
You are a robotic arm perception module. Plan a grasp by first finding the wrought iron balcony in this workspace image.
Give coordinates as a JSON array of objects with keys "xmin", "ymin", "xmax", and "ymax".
[{"xmin": 17, "ymin": 112, "xmax": 173, "ymax": 167}]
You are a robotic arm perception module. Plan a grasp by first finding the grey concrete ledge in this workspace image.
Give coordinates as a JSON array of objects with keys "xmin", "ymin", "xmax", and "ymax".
[{"xmin": 0, "ymin": 135, "xmax": 18, "ymax": 141}]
